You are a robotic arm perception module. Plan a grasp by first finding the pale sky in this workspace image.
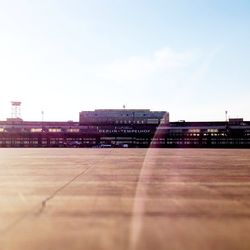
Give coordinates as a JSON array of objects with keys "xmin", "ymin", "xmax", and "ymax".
[{"xmin": 0, "ymin": 0, "xmax": 250, "ymax": 122}]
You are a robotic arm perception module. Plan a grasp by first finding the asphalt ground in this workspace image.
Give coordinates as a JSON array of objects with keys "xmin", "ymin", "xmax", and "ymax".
[{"xmin": 1, "ymin": 148, "xmax": 250, "ymax": 250}]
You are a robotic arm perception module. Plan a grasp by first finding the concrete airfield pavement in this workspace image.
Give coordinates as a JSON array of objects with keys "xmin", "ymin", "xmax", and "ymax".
[{"xmin": 1, "ymin": 148, "xmax": 250, "ymax": 250}]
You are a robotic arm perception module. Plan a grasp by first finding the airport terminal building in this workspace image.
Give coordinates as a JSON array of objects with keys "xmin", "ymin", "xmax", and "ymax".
[{"xmin": 0, "ymin": 109, "xmax": 250, "ymax": 148}]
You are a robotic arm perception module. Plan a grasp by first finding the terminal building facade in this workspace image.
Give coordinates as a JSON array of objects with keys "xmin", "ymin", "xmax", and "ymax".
[
  {"xmin": 79, "ymin": 109, "xmax": 169, "ymax": 125},
  {"xmin": 0, "ymin": 109, "xmax": 250, "ymax": 148}
]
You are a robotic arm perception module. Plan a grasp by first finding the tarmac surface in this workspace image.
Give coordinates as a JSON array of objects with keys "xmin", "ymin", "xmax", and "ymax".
[{"xmin": 1, "ymin": 148, "xmax": 250, "ymax": 250}]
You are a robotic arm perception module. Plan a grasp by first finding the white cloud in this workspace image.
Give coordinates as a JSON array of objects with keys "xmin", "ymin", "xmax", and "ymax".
[
  {"xmin": 190, "ymin": 46, "xmax": 222, "ymax": 83},
  {"xmin": 96, "ymin": 47, "xmax": 198, "ymax": 82}
]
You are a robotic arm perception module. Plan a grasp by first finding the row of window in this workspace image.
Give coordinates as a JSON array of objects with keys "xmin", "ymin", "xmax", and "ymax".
[
  {"xmin": 98, "ymin": 129, "xmax": 151, "ymax": 133},
  {"xmin": 1, "ymin": 142, "xmax": 250, "ymax": 146},
  {"xmin": 0, "ymin": 128, "xmax": 81, "ymax": 133}
]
